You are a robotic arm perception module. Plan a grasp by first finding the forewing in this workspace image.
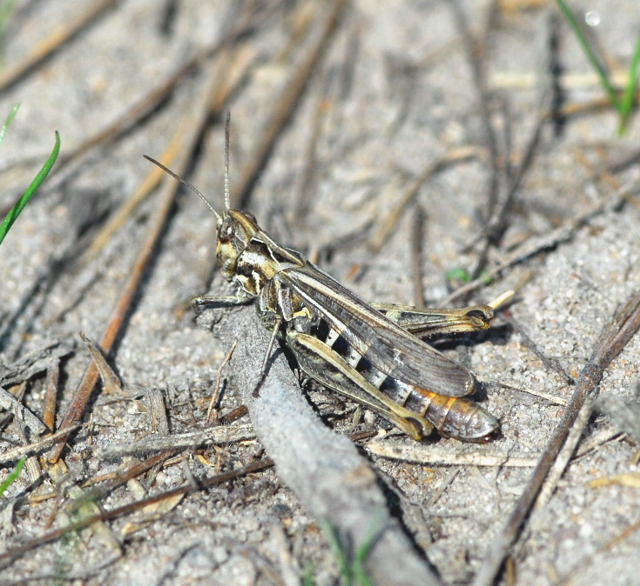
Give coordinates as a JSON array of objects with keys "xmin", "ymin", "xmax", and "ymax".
[{"xmin": 281, "ymin": 264, "xmax": 475, "ymax": 398}]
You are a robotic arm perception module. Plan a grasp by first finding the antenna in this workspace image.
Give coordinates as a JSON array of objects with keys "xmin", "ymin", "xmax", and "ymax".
[
  {"xmin": 143, "ymin": 155, "xmax": 222, "ymax": 224},
  {"xmin": 224, "ymin": 111, "xmax": 231, "ymax": 211}
]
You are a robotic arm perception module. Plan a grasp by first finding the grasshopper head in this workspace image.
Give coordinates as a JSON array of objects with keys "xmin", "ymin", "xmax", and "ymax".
[{"xmin": 216, "ymin": 209, "xmax": 260, "ymax": 280}]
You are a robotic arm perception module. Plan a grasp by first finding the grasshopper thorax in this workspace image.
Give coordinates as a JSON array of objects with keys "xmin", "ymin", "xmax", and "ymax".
[{"xmin": 217, "ymin": 208, "xmax": 306, "ymax": 298}]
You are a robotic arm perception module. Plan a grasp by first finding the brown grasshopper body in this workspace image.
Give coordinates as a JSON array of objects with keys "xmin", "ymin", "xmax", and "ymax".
[
  {"xmin": 145, "ymin": 151, "xmax": 499, "ymax": 442},
  {"xmin": 216, "ymin": 209, "xmax": 499, "ymax": 442}
]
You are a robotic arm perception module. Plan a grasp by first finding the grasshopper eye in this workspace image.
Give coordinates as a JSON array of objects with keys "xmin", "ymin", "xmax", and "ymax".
[{"xmin": 218, "ymin": 218, "xmax": 236, "ymax": 243}]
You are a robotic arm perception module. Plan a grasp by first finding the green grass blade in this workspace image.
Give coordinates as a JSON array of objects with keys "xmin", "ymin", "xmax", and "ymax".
[
  {"xmin": 0, "ymin": 103, "xmax": 20, "ymax": 146},
  {"xmin": 0, "ymin": 0, "xmax": 16, "ymax": 31},
  {"xmin": 0, "ymin": 458, "xmax": 25, "ymax": 496},
  {"xmin": 0, "ymin": 129, "xmax": 60, "ymax": 246},
  {"xmin": 302, "ymin": 563, "xmax": 316, "ymax": 586},
  {"xmin": 351, "ymin": 515, "xmax": 380, "ymax": 586},
  {"xmin": 618, "ymin": 35, "xmax": 640, "ymax": 133},
  {"xmin": 320, "ymin": 516, "xmax": 378, "ymax": 586},
  {"xmin": 321, "ymin": 520, "xmax": 352, "ymax": 585},
  {"xmin": 352, "ymin": 537, "xmax": 375, "ymax": 586},
  {"xmin": 446, "ymin": 267, "xmax": 471, "ymax": 284},
  {"xmin": 556, "ymin": 0, "xmax": 620, "ymax": 110}
]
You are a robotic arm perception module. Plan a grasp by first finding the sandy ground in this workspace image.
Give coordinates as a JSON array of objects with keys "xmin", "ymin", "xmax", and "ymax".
[{"xmin": 1, "ymin": 1, "xmax": 639, "ymax": 585}]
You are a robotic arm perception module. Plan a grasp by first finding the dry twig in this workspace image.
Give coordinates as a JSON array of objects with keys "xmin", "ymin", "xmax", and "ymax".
[
  {"xmin": 365, "ymin": 439, "xmax": 539, "ymax": 467},
  {"xmin": 233, "ymin": 0, "xmax": 346, "ymax": 209},
  {"xmin": 0, "ymin": 458, "xmax": 273, "ymax": 565},
  {"xmin": 368, "ymin": 146, "xmax": 480, "ymax": 252},
  {"xmin": 443, "ymin": 183, "xmax": 636, "ymax": 304},
  {"xmin": 219, "ymin": 309, "xmax": 442, "ymax": 586},
  {"xmin": 98, "ymin": 423, "xmax": 256, "ymax": 457},
  {"xmin": 473, "ymin": 290, "xmax": 640, "ymax": 586},
  {"xmin": 0, "ymin": 424, "xmax": 81, "ymax": 466},
  {"xmin": 0, "ymin": 0, "xmax": 117, "ymax": 93},
  {"xmin": 49, "ymin": 53, "xmax": 233, "ymax": 463}
]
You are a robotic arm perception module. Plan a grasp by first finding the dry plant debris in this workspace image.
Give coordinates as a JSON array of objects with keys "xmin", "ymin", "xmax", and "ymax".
[{"xmin": 1, "ymin": 2, "xmax": 640, "ymax": 585}]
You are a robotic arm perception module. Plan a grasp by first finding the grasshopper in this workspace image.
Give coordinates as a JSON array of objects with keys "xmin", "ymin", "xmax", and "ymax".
[{"xmin": 145, "ymin": 137, "xmax": 499, "ymax": 442}]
